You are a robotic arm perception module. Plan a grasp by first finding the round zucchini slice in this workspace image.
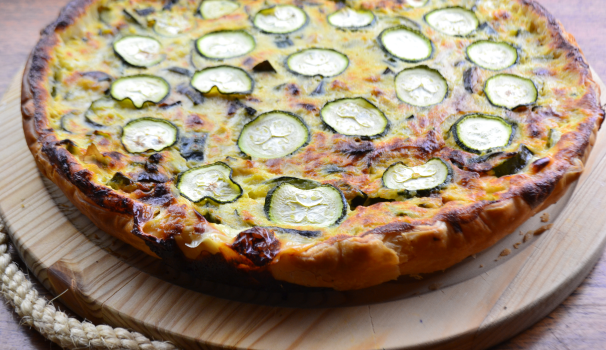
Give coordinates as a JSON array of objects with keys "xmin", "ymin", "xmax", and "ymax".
[
  {"xmin": 484, "ymin": 74, "xmax": 538, "ymax": 110},
  {"xmin": 121, "ymin": 117, "xmax": 178, "ymax": 153},
  {"xmin": 383, "ymin": 158, "xmax": 452, "ymax": 192},
  {"xmin": 110, "ymin": 75, "xmax": 170, "ymax": 108},
  {"xmin": 327, "ymin": 7, "xmax": 375, "ymax": 29},
  {"xmin": 113, "ymin": 35, "xmax": 164, "ymax": 68},
  {"xmin": 320, "ymin": 98, "xmax": 389, "ymax": 137},
  {"xmin": 425, "ymin": 7, "xmax": 479, "ymax": 36},
  {"xmin": 85, "ymin": 98, "xmax": 119, "ymax": 127},
  {"xmin": 153, "ymin": 13, "xmax": 195, "ymax": 37},
  {"xmin": 395, "ymin": 66, "xmax": 448, "ymax": 107},
  {"xmin": 178, "ymin": 162, "xmax": 243, "ymax": 204},
  {"xmin": 195, "ymin": 30, "xmax": 255, "ymax": 59},
  {"xmin": 199, "ymin": 0, "xmax": 239, "ymax": 19},
  {"xmin": 405, "ymin": 0, "xmax": 429, "ymax": 7},
  {"xmin": 379, "ymin": 26, "xmax": 433, "ymax": 63},
  {"xmin": 238, "ymin": 111, "xmax": 309, "ymax": 159},
  {"xmin": 467, "ymin": 41, "xmax": 517, "ymax": 71},
  {"xmin": 253, "ymin": 5, "xmax": 308, "ymax": 34},
  {"xmin": 452, "ymin": 114, "xmax": 514, "ymax": 154},
  {"xmin": 264, "ymin": 180, "xmax": 346, "ymax": 227},
  {"xmin": 191, "ymin": 66, "xmax": 253, "ymax": 94},
  {"xmin": 286, "ymin": 48, "xmax": 349, "ymax": 77}
]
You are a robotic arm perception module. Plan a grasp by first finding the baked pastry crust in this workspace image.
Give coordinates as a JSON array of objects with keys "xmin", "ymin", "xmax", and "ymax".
[{"xmin": 22, "ymin": 0, "xmax": 603, "ymax": 290}]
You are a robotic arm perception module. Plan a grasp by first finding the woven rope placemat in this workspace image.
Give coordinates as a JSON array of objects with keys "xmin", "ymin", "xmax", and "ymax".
[{"xmin": 0, "ymin": 218, "xmax": 178, "ymax": 350}]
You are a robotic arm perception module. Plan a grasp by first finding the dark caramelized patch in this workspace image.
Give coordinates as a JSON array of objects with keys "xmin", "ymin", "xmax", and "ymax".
[
  {"xmin": 463, "ymin": 67, "xmax": 480, "ymax": 94},
  {"xmin": 232, "ymin": 227, "xmax": 280, "ymax": 266}
]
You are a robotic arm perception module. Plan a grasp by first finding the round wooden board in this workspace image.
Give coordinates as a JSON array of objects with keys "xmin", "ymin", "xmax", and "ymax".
[{"xmin": 2, "ymin": 67, "xmax": 606, "ymax": 350}]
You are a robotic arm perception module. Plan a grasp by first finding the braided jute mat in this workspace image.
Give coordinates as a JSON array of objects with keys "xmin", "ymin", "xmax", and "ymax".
[{"xmin": 0, "ymin": 218, "xmax": 178, "ymax": 350}]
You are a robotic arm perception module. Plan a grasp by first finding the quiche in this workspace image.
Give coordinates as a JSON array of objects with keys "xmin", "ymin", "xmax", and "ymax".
[{"xmin": 22, "ymin": 0, "xmax": 603, "ymax": 291}]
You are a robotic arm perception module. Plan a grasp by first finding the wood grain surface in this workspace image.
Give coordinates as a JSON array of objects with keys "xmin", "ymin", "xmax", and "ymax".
[{"xmin": 0, "ymin": 1, "xmax": 605, "ymax": 349}]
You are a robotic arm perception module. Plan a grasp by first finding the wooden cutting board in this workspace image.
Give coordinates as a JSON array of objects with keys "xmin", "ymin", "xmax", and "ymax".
[{"xmin": 1, "ymin": 67, "xmax": 606, "ymax": 350}]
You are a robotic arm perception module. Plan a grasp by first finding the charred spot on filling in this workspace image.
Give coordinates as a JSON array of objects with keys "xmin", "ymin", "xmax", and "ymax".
[
  {"xmin": 298, "ymin": 103, "xmax": 318, "ymax": 112},
  {"xmin": 336, "ymin": 138, "xmax": 375, "ymax": 157},
  {"xmin": 135, "ymin": 183, "xmax": 175, "ymax": 207},
  {"xmin": 231, "ymin": 227, "xmax": 281, "ymax": 266},
  {"xmin": 285, "ymin": 83, "xmax": 300, "ymax": 96}
]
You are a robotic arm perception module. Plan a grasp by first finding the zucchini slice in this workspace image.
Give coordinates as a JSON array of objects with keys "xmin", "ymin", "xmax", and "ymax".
[
  {"xmin": 395, "ymin": 66, "xmax": 448, "ymax": 107},
  {"xmin": 264, "ymin": 180, "xmax": 346, "ymax": 227},
  {"xmin": 253, "ymin": 5, "xmax": 308, "ymax": 34},
  {"xmin": 153, "ymin": 13, "xmax": 195, "ymax": 37},
  {"xmin": 178, "ymin": 162, "xmax": 243, "ymax": 204},
  {"xmin": 238, "ymin": 111, "xmax": 309, "ymax": 159},
  {"xmin": 199, "ymin": 0, "xmax": 239, "ymax": 19},
  {"xmin": 191, "ymin": 66, "xmax": 253, "ymax": 94},
  {"xmin": 425, "ymin": 7, "xmax": 479, "ymax": 36},
  {"xmin": 405, "ymin": 0, "xmax": 429, "ymax": 7},
  {"xmin": 383, "ymin": 158, "xmax": 452, "ymax": 192},
  {"xmin": 113, "ymin": 35, "xmax": 164, "ymax": 68},
  {"xmin": 110, "ymin": 75, "xmax": 170, "ymax": 108},
  {"xmin": 379, "ymin": 26, "xmax": 433, "ymax": 63},
  {"xmin": 286, "ymin": 48, "xmax": 349, "ymax": 77},
  {"xmin": 484, "ymin": 74, "xmax": 538, "ymax": 110},
  {"xmin": 548, "ymin": 128, "xmax": 561, "ymax": 148},
  {"xmin": 320, "ymin": 98, "xmax": 389, "ymax": 137},
  {"xmin": 121, "ymin": 117, "xmax": 178, "ymax": 153},
  {"xmin": 327, "ymin": 8, "xmax": 375, "ymax": 29},
  {"xmin": 467, "ymin": 41, "xmax": 518, "ymax": 71},
  {"xmin": 492, "ymin": 145, "xmax": 533, "ymax": 177},
  {"xmin": 452, "ymin": 114, "xmax": 514, "ymax": 154},
  {"xmin": 195, "ymin": 30, "xmax": 255, "ymax": 59},
  {"xmin": 85, "ymin": 98, "xmax": 119, "ymax": 127}
]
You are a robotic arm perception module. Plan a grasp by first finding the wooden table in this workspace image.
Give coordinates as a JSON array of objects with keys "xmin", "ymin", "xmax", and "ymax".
[{"xmin": 1, "ymin": 1, "xmax": 605, "ymax": 349}]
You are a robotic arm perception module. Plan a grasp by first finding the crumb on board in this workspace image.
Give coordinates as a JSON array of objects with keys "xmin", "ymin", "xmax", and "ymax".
[
  {"xmin": 500, "ymin": 248, "xmax": 512, "ymax": 257},
  {"xmin": 540, "ymin": 213, "xmax": 550, "ymax": 222},
  {"xmin": 471, "ymin": 254, "xmax": 476, "ymax": 259},
  {"xmin": 523, "ymin": 231, "xmax": 533, "ymax": 243},
  {"xmin": 519, "ymin": 230, "xmax": 523, "ymax": 236},
  {"xmin": 533, "ymin": 224, "xmax": 553, "ymax": 236},
  {"xmin": 479, "ymin": 264, "xmax": 484, "ymax": 268},
  {"xmin": 513, "ymin": 242, "xmax": 521, "ymax": 249}
]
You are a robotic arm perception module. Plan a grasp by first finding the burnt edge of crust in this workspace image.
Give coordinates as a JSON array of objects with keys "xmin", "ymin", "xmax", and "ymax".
[{"xmin": 21, "ymin": 0, "xmax": 605, "ymax": 289}]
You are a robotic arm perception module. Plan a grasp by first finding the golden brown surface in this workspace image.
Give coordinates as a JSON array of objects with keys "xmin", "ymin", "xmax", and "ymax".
[{"xmin": 3, "ymin": 0, "xmax": 606, "ymax": 348}]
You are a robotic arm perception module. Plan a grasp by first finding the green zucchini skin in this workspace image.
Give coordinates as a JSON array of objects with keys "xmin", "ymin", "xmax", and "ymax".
[
  {"xmin": 465, "ymin": 40, "xmax": 519, "ymax": 71},
  {"xmin": 113, "ymin": 35, "xmax": 165, "ymax": 68},
  {"xmin": 327, "ymin": 8, "xmax": 376, "ymax": 30},
  {"xmin": 177, "ymin": 161, "xmax": 243, "ymax": 204},
  {"xmin": 236, "ymin": 111, "xmax": 311, "ymax": 158},
  {"xmin": 320, "ymin": 97, "xmax": 390, "ymax": 139},
  {"xmin": 195, "ymin": 30, "xmax": 256, "ymax": 60},
  {"xmin": 253, "ymin": 5, "xmax": 309, "ymax": 35},
  {"xmin": 378, "ymin": 25, "xmax": 434, "ymax": 63},
  {"xmin": 492, "ymin": 145, "xmax": 533, "ymax": 177},
  {"xmin": 263, "ymin": 179, "xmax": 348, "ymax": 227},
  {"xmin": 110, "ymin": 75, "xmax": 171, "ymax": 109},
  {"xmin": 381, "ymin": 158, "xmax": 453, "ymax": 198},
  {"xmin": 284, "ymin": 48, "xmax": 350, "ymax": 78},
  {"xmin": 424, "ymin": 7, "xmax": 479, "ymax": 37},
  {"xmin": 451, "ymin": 114, "xmax": 516, "ymax": 154},
  {"xmin": 484, "ymin": 74, "xmax": 538, "ymax": 110},
  {"xmin": 394, "ymin": 65, "xmax": 449, "ymax": 107},
  {"xmin": 190, "ymin": 65, "xmax": 255, "ymax": 95},
  {"xmin": 120, "ymin": 117, "xmax": 179, "ymax": 154}
]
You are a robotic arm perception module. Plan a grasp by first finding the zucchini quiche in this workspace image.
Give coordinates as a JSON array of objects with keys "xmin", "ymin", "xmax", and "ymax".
[{"xmin": 22, "ymin": 0, "xmax": 603, "ymax": 291}]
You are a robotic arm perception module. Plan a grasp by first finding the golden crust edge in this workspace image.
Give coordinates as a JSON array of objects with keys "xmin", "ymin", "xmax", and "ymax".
[{"xmin": 20, "ymin": 0, "xmax": 604, "ymax": 291}]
